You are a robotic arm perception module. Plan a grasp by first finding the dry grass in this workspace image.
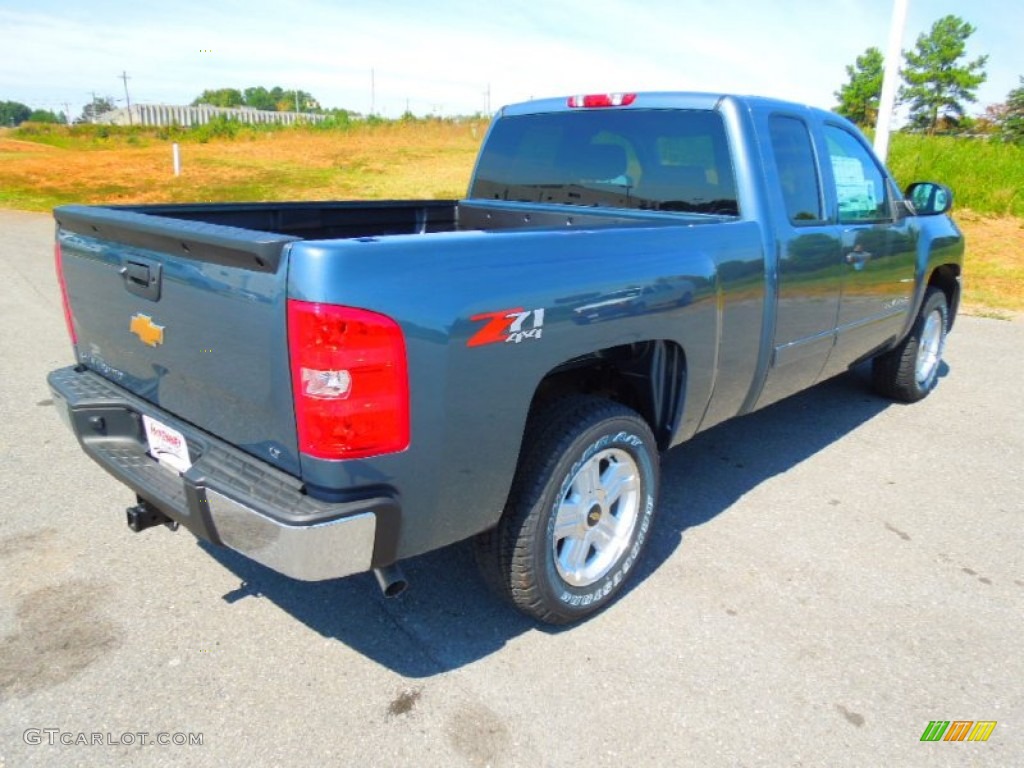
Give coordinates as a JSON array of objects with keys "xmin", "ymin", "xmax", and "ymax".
[
  {"xmin": 0, "ymin": 123, "xmax": 1020, "ymax": 315},
  {"xmin": 0, "ymin": 121, "xmax": 484, "ymax": 209},
  {"xmin": 956, "ymin": 212, "xmax": 1024, "ymax": 316}
]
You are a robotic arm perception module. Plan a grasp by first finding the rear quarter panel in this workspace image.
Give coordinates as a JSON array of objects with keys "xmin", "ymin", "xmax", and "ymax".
[{"xmin": 287, "ymin": 220, "xmax": 763, "ymax": 558}]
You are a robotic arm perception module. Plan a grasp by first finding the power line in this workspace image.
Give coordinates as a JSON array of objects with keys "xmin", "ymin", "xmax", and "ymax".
[{"xmin": 119, "ymin": 70, "xmax": 133, "ymax": 125}]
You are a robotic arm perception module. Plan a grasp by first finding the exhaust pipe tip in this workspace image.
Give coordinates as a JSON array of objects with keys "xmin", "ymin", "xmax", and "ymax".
[{"xmin": 373, "ymin": 564, "xmax": 408, "ymax": 598}]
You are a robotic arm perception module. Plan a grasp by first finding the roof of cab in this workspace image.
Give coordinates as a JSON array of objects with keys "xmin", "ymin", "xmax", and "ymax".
[{"xmin": 499, "ymin": 92, "xmax": 835, "ymax": 121}]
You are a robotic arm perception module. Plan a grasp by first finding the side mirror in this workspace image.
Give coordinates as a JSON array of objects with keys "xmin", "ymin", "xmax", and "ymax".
[{"xmin": 905, "ymin": 182, "xmax": 954, "ymax": 216}]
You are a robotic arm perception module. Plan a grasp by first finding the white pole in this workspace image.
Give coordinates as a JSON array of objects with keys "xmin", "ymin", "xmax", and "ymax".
[
  {"xmin": 874, "ymin": 0, "xmax": 909, "ymax": 162},
  {"xmin": 172, "ymin": 143, "xmax": 181, "ymax": 176}
]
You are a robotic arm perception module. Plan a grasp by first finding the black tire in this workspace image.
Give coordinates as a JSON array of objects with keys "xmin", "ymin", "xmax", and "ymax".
[
  {"xmin": 871, "ymin": 287, "xmax": 949, "ymax": 402},
  {"xmin": 476, "ymin": 396, "xmax": 659, "ymax": 624}
]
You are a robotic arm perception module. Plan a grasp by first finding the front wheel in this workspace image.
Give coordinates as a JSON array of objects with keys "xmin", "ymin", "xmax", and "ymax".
[
  {"xmin": 476, "ymin": 397, "xmax": 659, "ymax": 624},
  {"xmin": 871, "ymin": 287, "xmax": 949, "ymax": 402}
]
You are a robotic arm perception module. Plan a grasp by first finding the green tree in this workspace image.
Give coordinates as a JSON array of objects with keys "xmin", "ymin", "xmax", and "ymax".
[
  {"xmin": 79, "ymin": 97, "xmax": 115, "ymax": 123},
  {"xmin": 28, "ymin": 108, "xmax": 66, "ymax": 124},
  {"xmin": 834, "ymin": 47, "xmax": 884, "ymax": 127},
  {"xmin": 268, "ymin": 87, "xmax": 287, "ymax": 110},
  {"xmin": 901, "ymin": 15, "xmax": 988, "ymax": 133},
  {"xmin": 193, "ymin": 86, "xmax": 323, "ymax": 112},
  {"xmin": 243, "ymin": 86, "xmax": 275, "ymax": 111},
  {"xmin": 977, "ymin": 102, "xmax": 1008, "ymax": 136},
  {"xmin": 192, "ymin": 88, "xmax": 244, "ymax": 107},
  {"xmin": 243, "ymin": 86, "xmax": 319, "ymax": 112},
  {"xmin": 1002, "ymin": 76, "xmax": 1024, "ymax": 143},
  {"xmin": 0, "ymin": 100, "xmax": 32, "ymax": 126},
  {"xmin": 288, "ymin": 90, "xmax": 318, "ymax": 112}
]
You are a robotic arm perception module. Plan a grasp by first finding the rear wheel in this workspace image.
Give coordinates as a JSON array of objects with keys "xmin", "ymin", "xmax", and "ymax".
[
  {"xmin": 476, "ymin": 397, "xmax": 659, "ymax": 624},
  {"xmin": 871, "ymin": 287, "xmax": 949, "ymax": 402}
]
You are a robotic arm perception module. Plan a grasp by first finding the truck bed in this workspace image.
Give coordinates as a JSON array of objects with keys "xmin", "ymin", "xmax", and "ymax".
[
  {"xmin": 52, "ymin": 197, "xmax": 729, "ymax": 480},
  {"xmin": 83, "ymin": 198, "xmax": 729, "ymax": 242},
  {"xmin": 108, "ymin": 200, "xmax": 461, "ymax": 240}
]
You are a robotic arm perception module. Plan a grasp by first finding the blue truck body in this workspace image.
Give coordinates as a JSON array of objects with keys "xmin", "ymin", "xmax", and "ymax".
[{"xmin": 47, "ymin": 93, "xmax": 963, "ymax": 621}]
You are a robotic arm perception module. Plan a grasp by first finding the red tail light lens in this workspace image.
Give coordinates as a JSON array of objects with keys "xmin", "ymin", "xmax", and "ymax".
[
  {"xmin": 567, "ymin": 93, "xmax": 637, "ymax": 108},
  {"xmin": 54, "ymin": 241, "xmax": 77, "ymax": 344},
  {"xmin": 287, "ymin": 300, "xmax": 409, "ymax": 461}
]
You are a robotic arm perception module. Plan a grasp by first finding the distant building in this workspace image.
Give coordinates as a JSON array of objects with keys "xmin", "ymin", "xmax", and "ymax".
[{"xmin": 96, "ymin": 104, "xmax": 329, "ymax": 127}]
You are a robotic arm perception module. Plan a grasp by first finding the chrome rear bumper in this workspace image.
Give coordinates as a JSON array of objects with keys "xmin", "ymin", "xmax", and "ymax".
[{"xmin": 47, "ymin": 365, "xmax": 396, "ymax": 581}]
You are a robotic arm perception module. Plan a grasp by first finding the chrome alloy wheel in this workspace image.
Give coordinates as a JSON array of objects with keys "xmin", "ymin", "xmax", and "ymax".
[
  {"xmin": 552, "ymin": 448, "xmax": 641, "ymax": 587},
  {"xmin": 915, "ymin": 308, "xmax": 945, "ymax": 387}
]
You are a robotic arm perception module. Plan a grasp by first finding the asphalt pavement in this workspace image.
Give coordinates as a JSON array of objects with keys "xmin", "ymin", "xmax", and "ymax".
[{"xmin": 0, "ymin": 208, "xmax": 1020, "ymax": 767}]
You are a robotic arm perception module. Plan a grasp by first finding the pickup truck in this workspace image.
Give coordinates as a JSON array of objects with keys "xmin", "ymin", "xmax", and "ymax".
[{"xmin": 47, "ymin": 92, "xmax": 963, "ymax": 624}]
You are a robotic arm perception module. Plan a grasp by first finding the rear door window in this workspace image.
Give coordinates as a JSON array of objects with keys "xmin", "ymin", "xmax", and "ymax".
[{"xmin": 768, "ymin": 115, "xmax": 824, "ymax": 224}]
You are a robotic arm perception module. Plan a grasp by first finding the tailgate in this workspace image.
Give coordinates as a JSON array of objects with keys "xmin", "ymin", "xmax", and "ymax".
[{"xmin": 54, "ymin": 204, "xmax": 302, "ymax": 475}]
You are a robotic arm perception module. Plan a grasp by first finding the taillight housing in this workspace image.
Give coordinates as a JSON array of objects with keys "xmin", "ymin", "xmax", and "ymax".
[
  {"xmin": 567, "ymin": 93, "xmax": 637, "ymax": 108},
  {"xmin": 287, "ymin": 300, "xmax": 409, "ymax": 461},
  {"xmin": 54, "ymin": 240, "xmax": 78, "ymax": 345}
]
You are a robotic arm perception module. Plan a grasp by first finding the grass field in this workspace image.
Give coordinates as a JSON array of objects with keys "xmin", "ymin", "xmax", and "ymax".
[
  {"xmin": 888, "ymin": 134, "xmax": 1024, "ymax": 219},
  {"xmin": 0, "ymin": 120, "xmax": 1020, "ymax": 314},
  {"xmin": 0, "ymin": 120, "xmax": 483, "ymax": 209}
]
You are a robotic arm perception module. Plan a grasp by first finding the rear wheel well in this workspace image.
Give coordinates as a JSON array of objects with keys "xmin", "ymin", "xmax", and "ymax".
[
  {"xmin": 928, "ymin": 264, "xmax": 961, "ymax": 328},
  {"xmin": 526, "ymin": 341, "xmax": 686, "ymax": 451}
]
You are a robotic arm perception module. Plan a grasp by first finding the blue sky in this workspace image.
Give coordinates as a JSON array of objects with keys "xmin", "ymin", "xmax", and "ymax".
[{"xmin": 0, "ymin": 0, "xmax": 1019, "ymax": 120}]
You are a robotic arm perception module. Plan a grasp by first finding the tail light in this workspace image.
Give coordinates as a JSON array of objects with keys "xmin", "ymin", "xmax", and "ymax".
[
  {"xmin": 568, "ymin": 93, "xmax": 637, "ymax": 108},
  {"xmin": 287, "ymin": 300, "xmax": 409, "ymax": 461},
  {"xmin": 54, "ymin": 241, "xmax": 78, "ymax": 344}
]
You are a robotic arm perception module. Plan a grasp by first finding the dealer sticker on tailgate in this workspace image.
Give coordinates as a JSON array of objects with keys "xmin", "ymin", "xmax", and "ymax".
[{"xmin": 142, "ymin": 415, "xmax": 192, "ymax": 474}]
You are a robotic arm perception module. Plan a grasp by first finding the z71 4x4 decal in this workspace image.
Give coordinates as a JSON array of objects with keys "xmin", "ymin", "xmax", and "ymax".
[{"xmin": 467, "ymin": 308, "xmax": 545, "ymax": 347}]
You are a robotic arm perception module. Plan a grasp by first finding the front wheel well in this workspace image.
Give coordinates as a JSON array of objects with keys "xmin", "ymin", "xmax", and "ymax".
[
  {"xmin": 526, "ymin": 341, "xmax": 686, "ymax": 451},
  {"xmin": 928, "ymin": 264, "xmax": 961, "ymax": 329}
]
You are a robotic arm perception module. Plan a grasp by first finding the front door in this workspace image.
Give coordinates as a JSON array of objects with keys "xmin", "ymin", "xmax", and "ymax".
[{"xmin": 819, "ymin": 124, "xmax": 916, "ymax": 378}]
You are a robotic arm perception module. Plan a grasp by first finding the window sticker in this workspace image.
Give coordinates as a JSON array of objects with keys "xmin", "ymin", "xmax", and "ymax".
[{"xmin": 831, "ymin": 155, "xmax": 877, "ymax": 219}]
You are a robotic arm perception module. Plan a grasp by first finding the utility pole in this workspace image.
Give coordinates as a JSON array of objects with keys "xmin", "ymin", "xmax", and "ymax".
[
  {"xmin": 63, "ymin": 102, "xmax": 72, "ymax": 124},
  {"xmin": 484, "ymin": 83, "xmax": 491, "ymax": 116},
  {"xmin": 874, "ymin": 0, "xmax": 909, "ymax": 162},
  {"xmin": 119, "ymin": 70, "xmax": 133, "ymax": 125},
  {"xmin": 370, "ymin": 67, "xmax": 375, "ymax": 116},
  {"xmin": 90, "ymin": 91, "xmax": 97, "ymax": 123}
]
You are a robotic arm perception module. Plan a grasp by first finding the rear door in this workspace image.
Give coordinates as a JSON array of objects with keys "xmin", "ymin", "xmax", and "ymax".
[
  {"xmin": 755, "ymin": 113, "xmax": 843, "ymax": 409},
  {"xmin": 55, "ymin": 205, "xmax": 302, "ymax": 474}
]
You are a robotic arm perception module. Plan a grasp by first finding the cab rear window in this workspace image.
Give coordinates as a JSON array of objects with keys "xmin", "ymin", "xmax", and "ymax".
[{"xmin": 470, "ymin": 109, "xmax": 739, "ymax": 216}]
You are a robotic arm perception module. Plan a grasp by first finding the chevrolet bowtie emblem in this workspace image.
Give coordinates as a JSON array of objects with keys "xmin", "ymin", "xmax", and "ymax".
[{"xmin": 129, "ymin": 313, "xmax": 165, "ymax": 347}]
